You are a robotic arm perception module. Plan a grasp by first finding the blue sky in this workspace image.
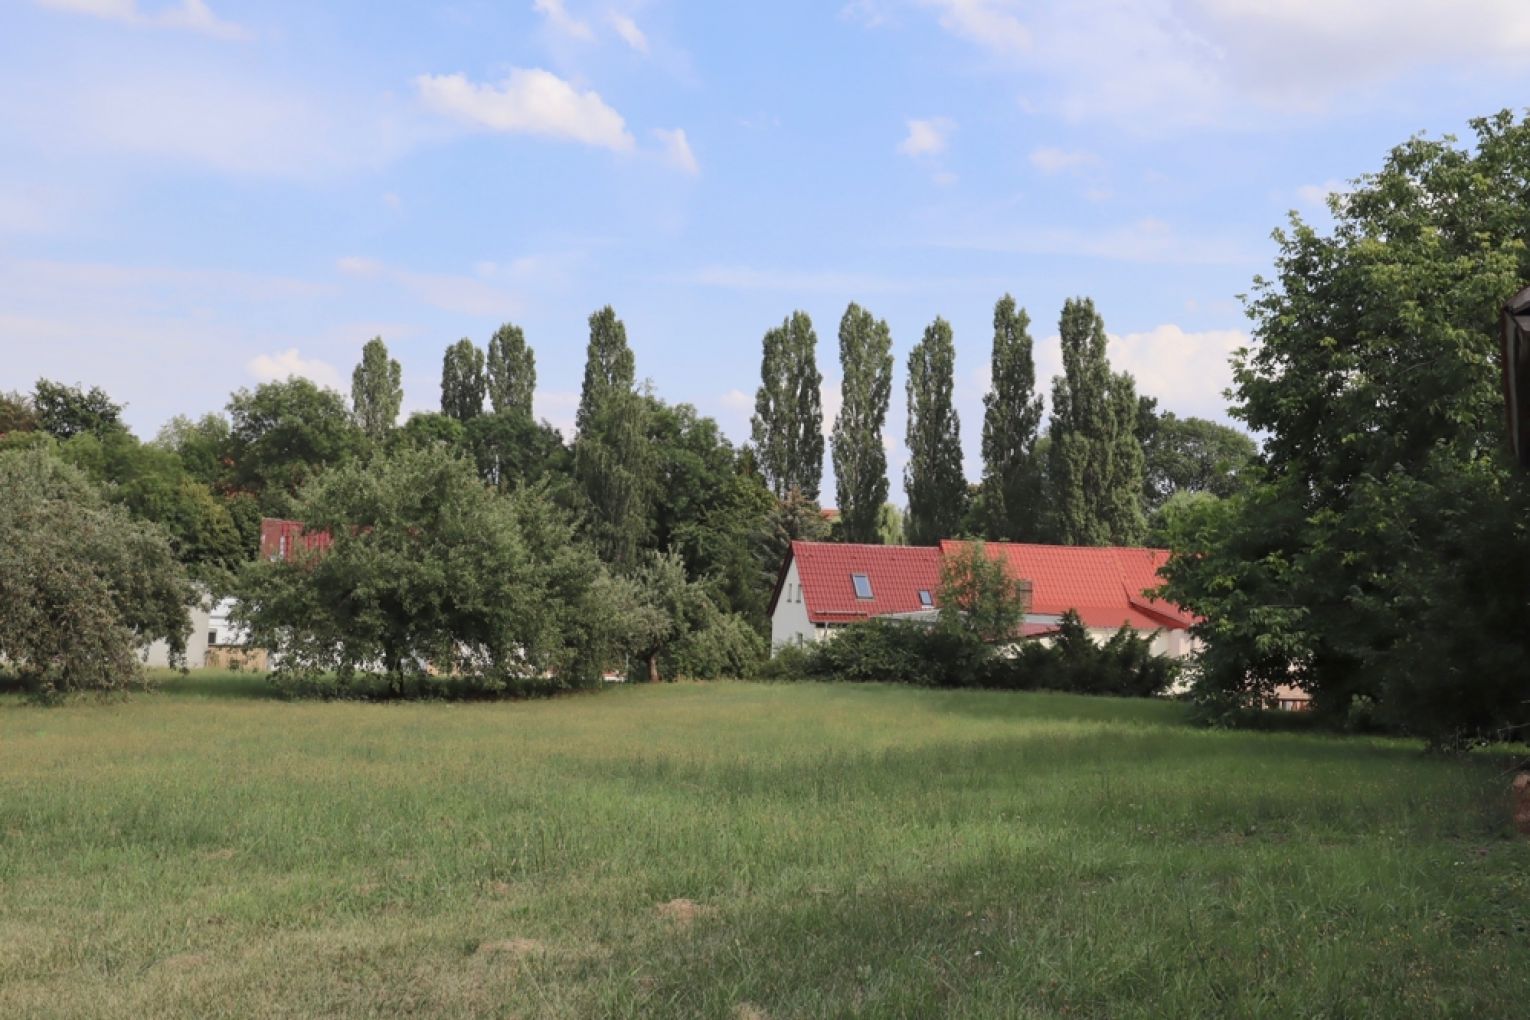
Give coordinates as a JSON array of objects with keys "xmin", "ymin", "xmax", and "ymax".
[{"xmin": 4, "ymin": 0, "xmax": 1530, "ymax": 498}]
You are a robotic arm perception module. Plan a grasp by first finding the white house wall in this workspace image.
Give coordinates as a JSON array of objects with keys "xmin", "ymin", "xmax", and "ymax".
[
  {"xmin": 139, "ymin": 601, "xmax": 212, "ymax": 669},
  {"xmin": 770, "ymin": 558, "xmax": 817, "ymax": 650}
]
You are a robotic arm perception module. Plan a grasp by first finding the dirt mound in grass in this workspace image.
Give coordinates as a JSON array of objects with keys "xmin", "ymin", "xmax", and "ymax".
[
  {"xmin": 476, "ymin": 938, "xmax": 544, "ymax": 958},
  {"xmin": 657, "ymin": 898, "xmax": 712, "ymax": 926}
]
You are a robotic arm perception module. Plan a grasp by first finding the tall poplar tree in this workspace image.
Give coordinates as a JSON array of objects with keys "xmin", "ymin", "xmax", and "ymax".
[
  {"xmin": 904, "ymin": 317, "xmax": 966, "ymax": 545},
  {"xmin": 351, "ymin": 336, "xmax": 402, "ymax": 440},
  {"xmin": 573, "ymin": 306, "xmax": 653, "ymax": 566},
  {"xmin": 750, "ymin": 311, "xmax": 824, "ymax": 500},
  {"xmin": 1046, "ymin": 298, "xmax": 1144, "ymax": 545},
  {"xmin": 486, "ymin": 323, "xmax": 536, "ymax": 419},
  {"xmin": 440, "ymin": 338, "xmax": 486, "ymax": 422},
  {"xmin": 830, "ymin": 302, "xmax": 893, "ymax": 543},
  {"xmin": 576, "ymin": 306, "xmax": 636, "ymax": 433},
  {"xmin": 979, "ymin": 295, "xmax": 1045, "ymax": 540}
]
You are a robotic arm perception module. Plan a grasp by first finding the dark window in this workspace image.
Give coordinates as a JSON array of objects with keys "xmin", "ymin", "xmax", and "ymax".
[
  {"xmin": 918, "ymin": 589, "xmax": 933, "ymax": 607},
  {"xmin": 852, "ymin": 573, "xmax": 873, "ymax": 599}
]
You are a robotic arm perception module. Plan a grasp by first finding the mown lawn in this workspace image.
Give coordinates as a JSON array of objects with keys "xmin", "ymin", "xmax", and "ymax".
[{"xmin": 1, "ymin": 674, "xmax": 1526, "ymax": 1018}]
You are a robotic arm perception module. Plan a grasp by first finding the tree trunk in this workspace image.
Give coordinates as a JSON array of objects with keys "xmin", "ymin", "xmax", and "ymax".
[{"xmin": 646, "ymin": 650, "xmax": 661, "ymax": 683}]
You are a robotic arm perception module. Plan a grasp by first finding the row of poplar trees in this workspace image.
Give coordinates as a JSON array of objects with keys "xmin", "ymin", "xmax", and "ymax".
[{"xmin": 751, "ymin": 296, "xmax": 1146, "ymax": 546}]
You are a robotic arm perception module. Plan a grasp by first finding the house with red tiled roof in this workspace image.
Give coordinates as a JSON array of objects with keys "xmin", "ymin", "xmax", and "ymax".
[
  {"xmin": 938, "ymin": 540, "xmax": 1199, "ymax": 659},
  {"xmin": 768, "ymin": 539, "xmax": 1203, "ymax": 660}
]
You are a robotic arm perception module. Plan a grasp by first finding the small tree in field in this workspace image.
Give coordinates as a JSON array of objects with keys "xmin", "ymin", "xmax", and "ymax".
[
  {"xmin": 0, "ymin": 449, "xmax": 192, "ymax": 696},
  {"xmin": 937, "ymin": 541, "xmax": 1030, "ymax": 644},
  {"xmin": 235, "ymin": 447, "xmax": 621, "ymax": 696}
]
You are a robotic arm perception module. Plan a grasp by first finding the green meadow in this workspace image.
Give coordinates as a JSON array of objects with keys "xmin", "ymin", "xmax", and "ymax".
[{"xmin": 1, "ymin": 675, "xmax": 1526, "ymax": 1018}]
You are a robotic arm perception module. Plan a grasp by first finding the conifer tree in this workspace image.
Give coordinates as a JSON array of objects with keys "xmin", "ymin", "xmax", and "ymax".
[
  {"xmin": 830, "ymin": 303, "xmax": 893, "ymax": 543},
  {"xmin": 979, "ymin": 295, "xmax": 1045, "ymax": 540},
  {"xmin": 1046, "ymin": 298, "xmax": 1144, "ymax": 545},
  {"xmin": 486, "ymin": 323, "xmax": 536, "ymax": 419},
  {"xmin": 351, "ymin": 336, "xmax": 402, "ymax": 440},
  {"xmin": 904, "ymin": 317, "xmax": 966, "ymax": 545},
  {"xmin": 440, "ymin": 338, "xmax": 486, "ymax": 422},
  {"xmin": 750, "ymin": 311, "xmax": 824, "ymax": 500}
]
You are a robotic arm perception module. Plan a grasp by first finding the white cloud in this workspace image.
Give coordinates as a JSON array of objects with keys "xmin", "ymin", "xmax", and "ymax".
[
  {"xmin": 532, "ymin": 0, "xmax": 593, "ymax": 40},
  {"xmin": 919, "ymin": 0, "xmax": 1029, "ymax": 55},
  {"xmin": 415, "ymin": 69, "xmax": 635, "ymax": 151},
  {"xmin": 898, "ymin": 117, "xmax": 954, "ymax": 157},
  {"xmin": 820, "ymin": 380, "xmax": 842, "ymax": 438},
  {"xmin": 653, "ymin": 127, "xmax": 699, "ymax": 175},
  {"xmin": 934, "ymin": 216, "xmax": 1257, "ymax": 266},
  {"xmin": 1029, "ymin": 146, "xmax": 1097, "ymax": 175},
  {"xmin": 841, "ymin": 0, "xmax": 890, "ymax": 27},
  {"xmin": 246, "ymin": 348, "xmax": 345, "ymax": 391},
  {"xmin": 534, "ymin": 390, "xmax": 580, "ymax": 440},
  {"xmin": 607, "ymin": 11, "xmax": 649, "ymax": 53},
  {"xmin": 34, "ymin": 0, "xmax": 250, "ymax": 40},
  {"xmin": 720, "ymin": 388, "xmax": 752, "ymax": 412},
  {"xmin": 1031, "ymin": 323, "xmax": 1245, "ymax": 422},
  {"xmin": 897, "ymin": 0, "xmax": 1530, "ymax": 128}
]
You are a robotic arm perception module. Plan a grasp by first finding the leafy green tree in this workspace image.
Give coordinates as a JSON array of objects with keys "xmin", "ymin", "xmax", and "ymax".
[
  {"xmin": 0, "ymin": 391, "xmax": 38, "ymax": 435},
  {"xmin": 486, "ymin": 323, "xmax": 536, "ymax": 419},
  {"xmin": 576, "ymin": 306, "xmax": 637, "ymax": 433},
  {"xmin": 831, "ymin": 303, "xmax": 893, "ymax": 543},
  {"xmin": 980, "ymin": 295, "xmax": 1046, "ymax": 541},
  {"xmin": 1159, "ymin": 110, "xmax": 1530, "ymax": 746},
  {"xmin": 61, "ymin": 429, "xmax": 243, "ymax": 587},
  {"xmin": 155, "ymin": 413, "xmax": 232, "ymax": 490},
  {"xmin": 33, "ymin": 379, "xmax": 123, "ymax": 440},
  {"xmin": 936, "ymin": 540, "xmax": 1030, "ymax": 644},
  {"xmin": 574, "ymin": 309, "xmax": 652, "ymax": 566},
  {"xmin": 876, "ymin": 503, "xmax": 905, "ymax": 545},
  {"xmin": 0, "ymin": 448, "xmax": 192, "ymax": 695},
  {"xmin": 466, "ymin": 412, "xmax": 570, "ymax": 494},
  {"xmin": 751, "ymin": 311, "xmax": 825, "ymax": 500},
  {"xmin": 1138, "ymin": 401, "xmax": 1257, "ymax": 513},
  {"xmin": 234, "ymin": 448, "xmax": 618, "ymax": 696},
  {"xmin": 227, "ymin": 378, "xmax": 362, "ymax": 512},
  {"xmin": 395, "ymin": 411, "xmax": 467, "ymax": 454},
  {"xmin": 904, "ymin": 317, "xmax": 966, "ymax": 544},
  {"xmin": 1047, "ymin": 298, "xmax": 1144, "ymax": 545},
  {"xmin": 352, "ymin": 337, "xmax": 403, "ymax": 440},
  {"xmin": 441, "ymin": 338, "xmax": 486, "ymax": 422}
]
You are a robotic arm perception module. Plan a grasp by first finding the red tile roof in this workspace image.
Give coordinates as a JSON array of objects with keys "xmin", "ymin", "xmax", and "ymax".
[
  {"xmin": 939, "ymin": 540, "xmax": 1195, "ymax": 631},
  {"xmin": 778, "ymin": 541, "xmax": 943, "ymax": 624},
  {"xmin": 259, "ymin": 518, "xmax": 332, "ymax": 561}
]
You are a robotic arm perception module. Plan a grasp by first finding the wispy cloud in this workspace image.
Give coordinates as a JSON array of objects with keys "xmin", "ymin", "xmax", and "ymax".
[
  {"xmin": 653, "ymin": 127, "xmax": 699, "ymax": 175},
  {"xmin": 415, "ymin": 69, "xmax": 635, "ymax": 151},
  {"xmin": 898, "ymin": 117, "xmax": 954, "ymax": 157},
  {"xmin": 607, "ymin": 11, "xmax": 649, "ymax": 53},
  {"xmin": 33, "ymin": 0, "xmax": 251, "ymax": 40},
  {"xmin": 337, "ymin": 256, "xmax": 527, "ymax": 318},
  {"xmin": 1029, "ymin": 146, "xmax": 1097, "ymax": 175},
  {"xmin": 918, "ymin": 0, "xmax": 1029, "ymax": 56},
  {"xmin": 246, "ymin": 348, "xmax": 345, "ymax": 391},
  {"xmin": 532, "ymin": 0, "xmax": 593, "ymax": 40},
  {"xmin": 932, "ymin": 217, "xmax": 1258, "ymax": 266}
]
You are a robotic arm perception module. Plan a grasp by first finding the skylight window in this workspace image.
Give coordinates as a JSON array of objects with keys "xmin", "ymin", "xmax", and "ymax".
[
  {"xmin": 851, "ymin": 573, "xmax": 873, "ymax": 599},
  {"xmin": 918, "ymin": 589, "xmax": 933, "ymax": 607}
]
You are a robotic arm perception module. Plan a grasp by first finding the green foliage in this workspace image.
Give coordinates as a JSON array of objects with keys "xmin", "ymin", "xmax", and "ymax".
[
  {"xmin": 621, "ymin": 549, "xmax": 763, "ymax": 681},
  {"xmin": 751, "ymin": 310, "xmax": 825, "ymax": 500},
  {"xmin": 485, "ymin": 322, "xmax": 536, "ymax": 418},
  {"xmin": 351, "ymin": 337, "xmax": 403, "ymax": 440},
  {"xmin": 227, "ymin": 378, "xmax": 362, "ymax": 511},
  {"xmin": 0, "ymin": 390, "xmax": 38, "ymax": 435},
  {"xmin": 0, "ymin": 448, "xmax": 192, "ymax": 696},
  {"xmin": 904, "ymin": 317, "xmax": 966, "ymax": 544},
  {"xmin": 440, "ymin": 338, "xmax": 486, "ymax": 422},
  {"xmin": 234, "ymin": 448, "xmax": 618, "ymax": 698},
  {"xmin": 831, "ymin": 302, "xmax": 893, "ymax": 543},
  {"xmin": 576, "ymin": 305, "xmax": 637, "ymax": 434},
  {"xmin": 465, "ymin": 412, "xmax": 569, "ymax": 494},
  {"xmin": 32, "ymin": 379, "xmax": 124, "ymax": 440},
  {"xmin": 937, "ymin": 540, "xmax": 1029, "ymax": 644},
  {"xmin": 1138, "ymin": 400, "xmax": 1256, "ymax": 513},
  {"xmin": 1160, "ymin": 111, "xmax": 1530, "ymax": 748},
  {"xmin": 154, "ymin": 413, "xmax": 232, "ymax": 490},
  {"xmin": 396, "ymin": 411, "xmax": 467, "ymax": 453},
  {"xmin": 1047, "ymin": 299, "xmax": 1144, "ymax": 545},
  {"xmin": 979, "ymin": 294, "xmax": 1046, "ymax": 540},
  {"xmin": 60, "ymin": 428, "xmax": 243, "ymax": 587},
  {"xmin": 991, "ymin": 611, "xmax": 1179, "ymax": 698}
]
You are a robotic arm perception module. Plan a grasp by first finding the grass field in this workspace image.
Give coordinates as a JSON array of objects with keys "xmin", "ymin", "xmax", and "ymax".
[{"xmin": 1, "ymin": 674, "xmax": 1527, "ymax": 1018}]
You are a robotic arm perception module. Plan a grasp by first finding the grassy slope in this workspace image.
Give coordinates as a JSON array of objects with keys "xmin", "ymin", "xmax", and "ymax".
[{"xmin": 1, "ymin": 675, "xmax": 1526, "ymax": 1018}]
